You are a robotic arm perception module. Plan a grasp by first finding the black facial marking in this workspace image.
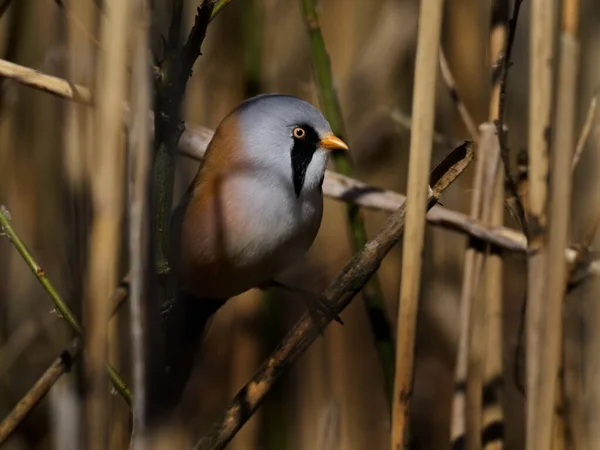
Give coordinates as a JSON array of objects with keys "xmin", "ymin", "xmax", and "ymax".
[{"xmin": 291, "ymin": 124, "xmax": 320, "ymax": 197}]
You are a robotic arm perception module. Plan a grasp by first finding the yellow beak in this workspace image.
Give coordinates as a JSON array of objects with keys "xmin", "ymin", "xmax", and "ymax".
[{"xmin": 319, "ymin": 134, "xmax": 349, "ymax": 151}]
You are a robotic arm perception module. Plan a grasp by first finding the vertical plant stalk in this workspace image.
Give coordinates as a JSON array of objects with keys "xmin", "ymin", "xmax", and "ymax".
[
  {"xmin": 129, "ymin": 0, "xmax": 152, "ymax": 448},
  {"xmin": 482, "ymin": 2, "xmax": 508, "ymax": 448},
  {"xmin": 494, "ymin": 0, "xmax": 527, "ymax": 236},
  {"xmin": 545, "ymin": 0, "xmax": 580, "ymax": 448},
  {"xmin": 455, "ymin": 124, "xmax": 500, "ymax": 446},
  {"xmin": 450, "ymin": 123, "xmax": 501, "ymax": 450},
  {"xmin": 0, "ymin": 208, "xmax": 131, "ymax": 403},
  {"xmin": 525, "ymin": 0, "xmax": 557, "ymax": 447},
  {"xmin": 152, "ymin": 0, "xmax": 223, "ymax": 278},
  {"xmin": 84, "ymin": 0, "xmax": 131, "ymax": 448},
  {"xmin": 391, "ymin": 0, "xmax": 444, "ymax": 448},
  {"xmin": 300, "ymin": 0, "xmax": 395, "ymax": 406}
]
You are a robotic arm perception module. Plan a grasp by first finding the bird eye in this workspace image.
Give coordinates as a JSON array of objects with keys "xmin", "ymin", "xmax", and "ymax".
[{"xmin": 293, "ymin": 127, "xmax": 306, "ymax": 139}]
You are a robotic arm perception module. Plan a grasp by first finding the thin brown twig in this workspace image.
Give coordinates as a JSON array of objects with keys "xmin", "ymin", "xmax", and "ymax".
[
  {"xmin": 392, "ymin": 0, "xmax": 445, "ymax": 447},
  {"xmin": 572, "ymin": 92, "xmax": 598, "ymax": 172},
  {"xmin": 439, "ymin": 48, "xmax": 480, "ymax": 142},
  {"xmin": 194, "ymin": 141, "xmax": 474, "ymax": 450},
  {"xmin": 0, "ymin": 339, "xmax": 82, "ymax": 444},
  {"xmin": 494, "ymin": 0, "xmax": 528, "ymax": 237}
]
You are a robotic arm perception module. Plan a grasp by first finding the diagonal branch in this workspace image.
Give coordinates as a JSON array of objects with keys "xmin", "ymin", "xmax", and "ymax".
[
  {"xmin": 0, "ymin": 277, "xmax": 131, "ymax": 446},
  {"xmin": 0, "ymin": 208, "xmax": 132, "ymax": 404},
  {"xmin": 439, "ymin": 48, "xmax": 479, "ymax": 142},
  {"xmin": 193, "ymin": 141, "xmax": 474, "ymax": 450},
  {"xmin": 0, "ymin": 339, "xmax": 82, "ymax": 444}
]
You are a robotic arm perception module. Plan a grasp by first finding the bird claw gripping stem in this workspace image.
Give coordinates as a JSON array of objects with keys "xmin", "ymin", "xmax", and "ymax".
[{"xmin": 305, "ymin": 294, "xmax": 344, "ymax": 336}]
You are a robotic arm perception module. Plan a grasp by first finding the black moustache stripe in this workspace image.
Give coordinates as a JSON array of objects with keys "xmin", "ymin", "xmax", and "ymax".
[{"xmin": 291, "ymin": 125, "xmax": 320, "ymax": 197}]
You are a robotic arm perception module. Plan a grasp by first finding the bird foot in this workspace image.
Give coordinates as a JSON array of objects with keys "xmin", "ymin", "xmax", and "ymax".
[
  {"xmin": 261, "ymin": 280, "xmax": 343, "ymax": 334},
  {"xmin": 304, "ymin": 295, "xmax": 344, "ymax": 335}
]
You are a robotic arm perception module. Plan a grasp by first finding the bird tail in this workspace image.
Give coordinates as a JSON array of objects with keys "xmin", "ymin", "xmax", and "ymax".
[{"xmin": 146, "ymin": 290, "xmax": 225, "ymax": 425}]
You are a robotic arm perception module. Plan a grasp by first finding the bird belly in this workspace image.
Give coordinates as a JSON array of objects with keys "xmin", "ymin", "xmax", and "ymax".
[{"xmin": 180, "ymin": 177, "xmax": 322, "ymax": 298}]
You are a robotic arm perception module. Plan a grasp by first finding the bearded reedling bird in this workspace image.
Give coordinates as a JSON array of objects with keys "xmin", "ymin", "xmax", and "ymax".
[{"xmin": 152, "ymin": 94, "xmax": 349, "ymax": 418}]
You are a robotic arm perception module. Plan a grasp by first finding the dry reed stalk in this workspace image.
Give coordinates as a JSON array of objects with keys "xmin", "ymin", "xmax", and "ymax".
[
  {"xmin": 84, "ymin": 0, "xmax": 130, "ymax": 448},
  {"xmin": 62, "ymin": 0, "xmax": 95, "ymax": 191},
  {"xmin": 0, "ymin": 58, "xmax": 93, "ymax": 103},
  {"xmin": 482, "ymin": 2, "xmax": 508, "ymax": 448},
  {"xmin": 544, "ymin": 0, "xmax": 580, "ymax": 448},
  {"xmin": 128, "ymin": 0, "xmax": 152, "ymax": 447},
  {"xmin": 194, "ymin": 141, "xmax": 474, "ymax": 450},
  {"xmin": 450, "ymin": 123, "xmax": 501, "ymax": 450},
  {"xmin": 526, "ymin": 0, "xmax": 557, "ymax": 447},
  {"xmin": 390, "ymin": 0, "xmax": 444, "ymax": 448}
]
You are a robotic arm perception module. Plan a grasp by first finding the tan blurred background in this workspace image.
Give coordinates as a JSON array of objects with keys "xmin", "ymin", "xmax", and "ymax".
[{"xmin": 0, "ymin": 0, "xmax": 599, "ymax": 449}]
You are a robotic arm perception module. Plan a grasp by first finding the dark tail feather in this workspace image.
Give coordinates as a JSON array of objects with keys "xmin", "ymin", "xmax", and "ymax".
[{"xmin": 146, "ymin": 290, "xmax": 225, "ymax": 425}]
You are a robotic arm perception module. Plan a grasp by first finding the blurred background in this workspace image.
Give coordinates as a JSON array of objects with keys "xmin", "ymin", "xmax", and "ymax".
[{"xmin": 0, "ymin": 0, "xmax": 599, "ymax": 449}]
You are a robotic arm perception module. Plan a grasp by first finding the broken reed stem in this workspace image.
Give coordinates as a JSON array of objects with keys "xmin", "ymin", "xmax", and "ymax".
[
  {"xmin": 2, "ymin": 58, "xmax": 598, "ymax": 268},
  {"xmin": 438, "ymin": 48, "xmax": 479, "ymax": 142},
  {"xmin": 128, "ymin": 0, "xmax": 152, "ymax": 447},
  {"xmin": 572, "ymin": 92, "xmax": 597, "ymax": 172},
  {"xmin": 0, "ymin": 278, "xmax": 132, "ymax": 446},
  {"xmin": 482, "ymin": 1, "xmax": 508, "ymax": 448},
  {"xmin": 194, "ymin": 141, "xmax": 474, "ymax": 450},
  {"xmin": 0, "ymin": 209, "xmax": 132, "ymax": 403},
  {"xmin": 545, "ymin": 0, "xmax": 581, "ymax": 448},
  {"xmin": 391, "ymin": 0, "xmax": 444, "ymax": 448},
  {"xmin": 0, "ymin": 58, "xmax": 93, "ymax": 103},
  {"xmin": 526, "ymin": 0, "xmax": 557, "ymax": 447},
  {"xmin": 450, "ymin": 124, "xmax": 501, "ymax": 450},
  {"xmin": 0, "ymin": 339, "xmax": 82, "ymax": 444},
  {"xmin": 84, "ymin": 0, "xmax": 130, "ymax": 447},
  {"xmin": 300, "ymin": 0, "xmax": 395, "ymax": 407}
]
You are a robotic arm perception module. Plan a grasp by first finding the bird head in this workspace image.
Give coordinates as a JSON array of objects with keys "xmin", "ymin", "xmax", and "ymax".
[{"xmin": 208, "ymin": 94, "xmax": 349, "ymax": 197}]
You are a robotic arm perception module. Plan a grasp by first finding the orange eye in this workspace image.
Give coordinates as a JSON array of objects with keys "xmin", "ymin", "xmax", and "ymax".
[{"xmin": 293, "ymin": 127, "xmax": 306, "ymax": 139}]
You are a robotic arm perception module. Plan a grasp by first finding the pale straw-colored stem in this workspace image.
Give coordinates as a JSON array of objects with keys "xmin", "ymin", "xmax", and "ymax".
[
  {"xmin": 526, "ymin": 0, "xmax": 557, "ymax": 447},
  {"xmin": 391, "ymin": 0, "xmax": 444, "ymax": 448}
]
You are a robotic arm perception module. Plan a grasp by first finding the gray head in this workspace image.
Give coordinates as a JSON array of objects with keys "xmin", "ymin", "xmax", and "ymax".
[{"xmin": 227, "ymin": 94, "xmax": 349, "ymax": 197}]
